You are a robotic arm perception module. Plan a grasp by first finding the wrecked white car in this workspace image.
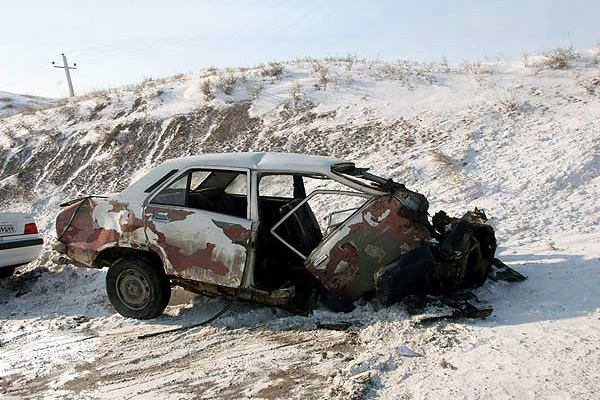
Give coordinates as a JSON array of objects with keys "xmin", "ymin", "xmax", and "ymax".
[
  {"xmin": 0, "ymin": 212, "xmax": 43, "ymax": 278},
  {"xmin": 53, "ymin": 152, "xmax": 512, "ymax": 319}
]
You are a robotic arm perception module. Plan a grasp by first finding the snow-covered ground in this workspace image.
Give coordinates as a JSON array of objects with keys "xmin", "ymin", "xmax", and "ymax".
[
  {"xmin": 0, "ymin": 91, "xmax": 55, "ymax": 118},
  {"xmin": 1, "ymin": 48, "xmax": 599, "ymax": 399}
]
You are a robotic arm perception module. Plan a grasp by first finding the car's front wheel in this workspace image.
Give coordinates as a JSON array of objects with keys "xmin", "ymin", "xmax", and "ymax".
[{"xmin": 106, "ymin": 257, "xmax": 171, "ymax": 319}]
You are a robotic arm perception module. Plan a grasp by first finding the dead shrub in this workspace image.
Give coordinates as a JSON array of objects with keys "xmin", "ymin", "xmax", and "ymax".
[
  {"xmin": 312, "ymin": 62, "xmax": 330, "ymax": 90},
  {"xmin": 289, "ymin": 82, "xmax": 305, "ymax": 103},
  {"xmin": 462, "ymin": 61, "xmax": 495, "ymax": 76},
  {"xmin": 216, "ymin": 74, "xmax": 238, "ymax": 95},
  {"xmin": 344, "ymin": 54, "xmax": 357, "ymax": 71},
  {"xmin": 200, "ymin": 80, "xmax": 214, "ymax": 100},
  {"xmin": 498, "ymin": 88, "xmax": 520, "ymax": 114},
  {"xmin": 542, "ymin": 47, "xmax": 576, "ymax": 70},
  {"xmin": 260, "ymin": 62, "xmax": 285, "ymax": 79},
  {"xmin": 376, "ymin": 64, "xmax": 408, "ymax": 82}
]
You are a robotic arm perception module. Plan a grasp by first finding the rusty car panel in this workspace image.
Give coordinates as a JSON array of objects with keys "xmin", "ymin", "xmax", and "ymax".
[
  {"xmin": 305, "ymin": 194, "xmax": 431, "ymax": 300},
  {"xmin": 143, "ymin": 205, "xmax": 253, "ymax": 288},
  {"xmin": 56, "ymin": 198, "xmax": 148, "ymax": 266}
]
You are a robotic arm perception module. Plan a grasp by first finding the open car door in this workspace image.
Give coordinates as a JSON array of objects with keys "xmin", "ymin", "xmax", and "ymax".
[{"xmin": 271, "ymin": 193, "xmax": 431, "ymax": 300}]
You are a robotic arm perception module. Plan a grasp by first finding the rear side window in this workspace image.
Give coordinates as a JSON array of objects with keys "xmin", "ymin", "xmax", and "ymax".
[
  {"xmin": 150, "ymin": 169, "xmax": 248, "ymax": 218},
  {"xmin": 259, "ymin": 175, "xmax": 294, "ymax": 198},
  {"xmin": 144, "ymin": 169, "xmax": 179, "ymax": 193},
  {"xmin": 150, "ymin": 173, "xmax": 188, "ymax": 206}
]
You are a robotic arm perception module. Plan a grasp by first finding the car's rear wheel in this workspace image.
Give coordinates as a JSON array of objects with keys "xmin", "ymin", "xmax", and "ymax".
[
  {"xmin": 106, "ymin": 257, "xmax": 171, "ymax": 319},
  {"xmin": 0, "ymin": 266, "xmax": 16, "ymax": 279}
]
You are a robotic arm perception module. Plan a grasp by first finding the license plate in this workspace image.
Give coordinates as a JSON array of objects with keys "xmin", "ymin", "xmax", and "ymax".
[{"xmin": 0, "ymin": 224, "xmax": 15, "ymax": 235}]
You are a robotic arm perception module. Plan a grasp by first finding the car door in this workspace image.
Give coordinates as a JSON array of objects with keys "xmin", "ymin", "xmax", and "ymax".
[{"xmin": 143, "ymin": 167, "xmax": 254, "ymax": 288}]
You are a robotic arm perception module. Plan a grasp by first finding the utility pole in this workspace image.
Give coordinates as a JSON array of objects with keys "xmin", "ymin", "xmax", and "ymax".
[{"xmin": 52, "ymin": 53, "xmax": 77, "ymax": 97}]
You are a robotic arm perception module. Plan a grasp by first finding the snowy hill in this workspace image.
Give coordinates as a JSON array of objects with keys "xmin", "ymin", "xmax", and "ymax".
[
  {"xmin": 1, "ymin": 48, "xmax": 599, "ymax": 399},
  {"xmin": 0, "ymin": 91, "xmax": 55, "ymax": 118}
]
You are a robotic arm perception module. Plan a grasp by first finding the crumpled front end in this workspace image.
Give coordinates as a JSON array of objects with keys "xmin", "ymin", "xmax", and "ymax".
[
  {"xmin": 374, "ymin": 208, "xmax": 498, "ymax": 306},
  {"xmin": 304, "ymin": 183, "xmax": 503, "ymax": 307}
]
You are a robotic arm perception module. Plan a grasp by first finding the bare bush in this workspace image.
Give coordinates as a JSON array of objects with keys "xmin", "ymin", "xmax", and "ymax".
[
  {"xmin": 281, "ymin": 81, "xmax": 314, "ymax": 116},
  {"xmin": 312, "ymin": 62, "xmax": 330, "ymax": 90},
  {"xmin": 462, "ymin": 61, "xmax": 495, "ymax": 76},
  {"xmin": 344, "ymin": 54, "xmax": 357, "ymax": 71},
  {"xmin": 498, "ymin": 88, "xmax": 520, "ymax": 114},
  {"xmin": 260, "ymin": 62, "xmax": 285, "ymax": 79},
  {"xmin": 289, "ymin": 81, "xmax": 304, "ymax": 103},
  {"xmin": 200, "ymin": 80, "xmax": 214, "ymax": 100},
  {"xmin": 542, "ymin": 47, "xmax": 576, "ymax": 70},
  {"xmin": 377, "ymin": 64, "xmax": 408, "ymax": 82},
  {"xmin": 216, "ymin": 74, "xmax": 238, "ymax": 95}
]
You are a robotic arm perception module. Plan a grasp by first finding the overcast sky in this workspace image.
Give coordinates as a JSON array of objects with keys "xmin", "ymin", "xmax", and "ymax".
[{"xmin": 1, "ymin": 0, "xmax": 599, "ymax": 98}]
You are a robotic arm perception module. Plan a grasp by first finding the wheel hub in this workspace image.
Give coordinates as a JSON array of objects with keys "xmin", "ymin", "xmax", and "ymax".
[{"xmin": 116, "ymin": 269, "xmax": 151, "ymax": 310}]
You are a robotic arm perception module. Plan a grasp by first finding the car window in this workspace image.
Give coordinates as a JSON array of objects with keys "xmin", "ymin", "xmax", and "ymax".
[
  {"xmin": 225, "ymin": 173, "xmax": 247, "ymax": 195},
  {"xmin": 259, "ymin": 175, "xmax": 294, "ymax": 198},
  {"xmin": 150, "ymin": 173, "xmax": 188, "ymax": 206},
  {"xmin": 151, "ymin": 169, "xmax": 248, "ymax": 219},
  {"xmin": 189, "ymin": 171, "xmax": 210, "ymax": 190}
]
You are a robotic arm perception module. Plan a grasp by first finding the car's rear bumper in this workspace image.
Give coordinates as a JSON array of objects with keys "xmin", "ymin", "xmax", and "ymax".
[{"xmin": 0, "ymin": 238, "xmax": 43, "ymax": 269}]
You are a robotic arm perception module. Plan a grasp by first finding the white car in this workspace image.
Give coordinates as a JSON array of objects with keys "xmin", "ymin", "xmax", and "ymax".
[{"xmin": 0, "ymin": 212, "xmax": 43, "ymax": 278}]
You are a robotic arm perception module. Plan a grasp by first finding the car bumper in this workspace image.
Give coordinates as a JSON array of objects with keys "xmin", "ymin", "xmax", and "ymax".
[{"xmin": 0, "ymin": 238, "xmax": 43, "ymax": 269}]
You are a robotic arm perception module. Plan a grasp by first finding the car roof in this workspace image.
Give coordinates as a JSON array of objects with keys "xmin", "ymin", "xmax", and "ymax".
[
  {"xmin": 163, "ymin": 152, "xmax": 350, "ymax": 173},
  {"xmin": 116, "ymin": 152, "xmax": 353, "ymax": 203}
]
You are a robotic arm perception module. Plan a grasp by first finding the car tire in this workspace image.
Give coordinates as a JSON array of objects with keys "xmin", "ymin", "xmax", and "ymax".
[
  {"xmin": 106, "ymin": 256, "xmax": 171, "ymax": 319},
  {"xmin": 463, "ymin": 237, "xmax": 490, "ymax": 287},
  {"xmin": 0, "ymin": 266, "xmax": 16, "ymax": 279}
]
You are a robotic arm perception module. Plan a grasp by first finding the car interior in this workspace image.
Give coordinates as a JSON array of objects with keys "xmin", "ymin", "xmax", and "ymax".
[{"xmin": 254, "ymin": 174, "xmax": 324, "ymax": 290}]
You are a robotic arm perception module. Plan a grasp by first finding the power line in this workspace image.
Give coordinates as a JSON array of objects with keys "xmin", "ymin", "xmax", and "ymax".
[{"xmin": 52, "ymin": 53, "xmax": 77, "ymax": 97}]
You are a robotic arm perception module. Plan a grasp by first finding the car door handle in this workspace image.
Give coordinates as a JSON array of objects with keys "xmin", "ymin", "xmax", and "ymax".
[{"xmin": 153, "ymin": 213, "xmax": 170, "ymax": 222}]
